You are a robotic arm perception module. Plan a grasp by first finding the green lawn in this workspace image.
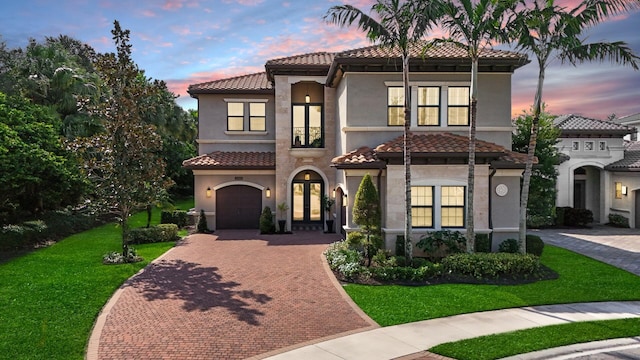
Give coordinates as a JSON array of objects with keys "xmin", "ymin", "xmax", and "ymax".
[
  {"xmin": 432, "ymin": 318, "xmax": 640, "ymax": 360},
  {"xmin": 0, "ymin": 198, "xmax": 193, "ymax": 360},
  {"xmin": 344, "ymin": 246, "xmax": 640, "ymax": 327}
]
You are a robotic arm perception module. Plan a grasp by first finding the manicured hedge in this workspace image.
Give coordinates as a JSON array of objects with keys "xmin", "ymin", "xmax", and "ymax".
[
  {"xmin": 442, "ymin": 253, "xmax": 541, "ymax": 279},
  {"xmin": 555, "ymin": 206, "xmax": 593, "ymax": 227},
  {"xmin": 160, "ymin": 210, "xmax": 189, "ymax": 228},
  {"xmin": 127, "ymin": 224, "xmax": 179, "ymax": 244}
]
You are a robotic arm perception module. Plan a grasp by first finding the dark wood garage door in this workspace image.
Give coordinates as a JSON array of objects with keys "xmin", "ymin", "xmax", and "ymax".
[{"xmin": 216, "ymin": 185, "xmax": 262, "ymax": 229}]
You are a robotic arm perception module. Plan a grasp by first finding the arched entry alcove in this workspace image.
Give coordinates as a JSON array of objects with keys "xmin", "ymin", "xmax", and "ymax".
[
  {"xmin": 573, "ymin": 165, "xmax": 602, "ymax": 222},
  {"xmin": 291, "ymin": 170, "xmax": 324, "ymax": 230}
]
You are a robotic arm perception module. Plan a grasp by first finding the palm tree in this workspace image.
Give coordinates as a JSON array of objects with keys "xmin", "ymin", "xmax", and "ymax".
[
  {"xmin": 324, "ymin": 0, "xmax": 444, "ymax": 263},
  {"xmin": 512, "ymin": 0, "xmax": 640, "ymax": 253},
  {"xmin": 436, "ymin": 0, "xmax": 518, "ymax": 252}
]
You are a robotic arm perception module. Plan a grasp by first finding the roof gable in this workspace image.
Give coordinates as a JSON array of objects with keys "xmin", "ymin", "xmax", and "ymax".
[
  {"xmin": 188, "ymin": 72, "xmax": 272, "ymax": 96},
  {"xmin": 554, "ymin": 114, "xmax": 634, "ymax": 137}
]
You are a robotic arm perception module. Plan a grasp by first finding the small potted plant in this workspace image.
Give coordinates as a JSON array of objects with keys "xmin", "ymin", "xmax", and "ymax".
[
  {"xmin": 321, "ymin": 194, "xmax": 336, "ymax": 233},
  {"xmin": 277, "ymin": 202, "xmax": 289, "ymax": 233}
]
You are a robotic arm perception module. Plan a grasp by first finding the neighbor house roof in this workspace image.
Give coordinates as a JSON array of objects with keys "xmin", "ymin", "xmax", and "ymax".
[
  {"xmin": 332, "ymin": 133, "xmax": 535, "ymax": 169},
  {"xmin": 182, "ymin": 151, "xmax": 275, "ymax": 170},
  {"xmin": 265, "ymin": 52, "xmax": 335, "ymax": 82},
  {"xmin": 605, "ymin": 141, "xmax": 640, "ymax": 172},
  {"xmin": 188, "ymin": 72, "xmax": 273, "ymax": 96},
  {"xmin": 553, "ymin": 114, "xmax": 634, "ymax": 138}
]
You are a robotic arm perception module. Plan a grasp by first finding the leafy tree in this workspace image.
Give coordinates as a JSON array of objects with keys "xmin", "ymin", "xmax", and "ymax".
[
  {"xmin": 71, "ymin": 21, "xmax": 172, "ymax": 257},
  {"xmin": 325, "ymin": 0, "xmax": 444, "ymax": 263},
  {"xmin": 0, "ymin": 92, "xmax": 86, "ymax": 224},
  {"xmin": 512, "ymin": 106, "xmax": 560, "ymax": 228},
  {"xmin": 352, "ymin": 173, "xmax": 382, "ymax": 265},
  {"xmin": 511, "ymin": 0, "xmax": 640, "ymax": 252},
  {"xmin": 437, "ymin": 0, "xmax": 517, "ymax": 252}
]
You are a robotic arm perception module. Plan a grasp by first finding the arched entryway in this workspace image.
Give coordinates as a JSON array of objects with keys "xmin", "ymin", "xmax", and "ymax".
[
  {"xmin": 573, "ymin": 166, "xmax": 602, "ymax": 222},
  {"xmin": 291, "ymin": 170, "xmax": 324, "ymax": 230}
]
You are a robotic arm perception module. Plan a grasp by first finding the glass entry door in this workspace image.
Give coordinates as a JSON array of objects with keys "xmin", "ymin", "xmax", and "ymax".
[{"xmin": 292, "ymin": 181, "xmax": 322, "ymax": 223}]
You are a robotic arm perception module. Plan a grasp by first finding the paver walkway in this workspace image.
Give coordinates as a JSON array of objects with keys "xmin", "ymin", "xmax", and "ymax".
[{"xmin": 88, "ymin": 231, "xmax": 377, "ymax": 360}]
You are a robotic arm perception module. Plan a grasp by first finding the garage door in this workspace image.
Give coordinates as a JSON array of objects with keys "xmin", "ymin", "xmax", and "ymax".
[{"xmin": 216, "ymin": 185, "xmax": 262, "ymax": 229}]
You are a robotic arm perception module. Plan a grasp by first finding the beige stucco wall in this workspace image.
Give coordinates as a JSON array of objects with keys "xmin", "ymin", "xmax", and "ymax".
[
  {"xmin": 490, "ymin": 169, "xmax": 523, "ymax": 249},
  {"xmin": 609, "ymin": 173, "xmax": 640, "ymax": 228},
  {"xmin": 196, "ymin": 93, "xmax": 276, "ymax": 154}
]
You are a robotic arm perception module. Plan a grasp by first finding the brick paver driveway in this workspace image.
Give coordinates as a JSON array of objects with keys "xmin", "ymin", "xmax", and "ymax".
[{"xmin": 89, "ymin": 230, "xmax": 376, "ymax": 360}]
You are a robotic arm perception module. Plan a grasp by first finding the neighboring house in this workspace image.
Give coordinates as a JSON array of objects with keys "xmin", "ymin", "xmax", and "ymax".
[
  {"xmin": 183, "ymin": 43, "xmax": 532, "ymax": 253},
  {"xmin": 613, "ymin": 113, "xmax": 640, "ymax": 141},
  {"xmin": 554, "ymin": 114, "xmax": 640, "ymax": 227}
]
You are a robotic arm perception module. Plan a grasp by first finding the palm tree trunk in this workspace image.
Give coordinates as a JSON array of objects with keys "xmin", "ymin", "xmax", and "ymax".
[
  {"xmin": 403, "ymin": 54, "xmax": 413, "ymax": 263},
  {"xmin": 466, "ymin": 59, "xmax": 478, "ymax": 253},
  {"xmin": 519, "ymin": 64, "xmax": 546, "ymax": 253}
]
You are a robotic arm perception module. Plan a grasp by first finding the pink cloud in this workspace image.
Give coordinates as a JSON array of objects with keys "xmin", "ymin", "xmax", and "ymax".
[
  {"xmin": 222, "ymin": 0, "xmax": 265, "ymax": 6},
  {"xmin": 141, "ymin": 9, "xmax": 156, "ymax": 17}
]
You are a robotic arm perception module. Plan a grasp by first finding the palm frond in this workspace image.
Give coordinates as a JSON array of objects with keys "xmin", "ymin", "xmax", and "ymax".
[{"xmin": 560, "ymin": 41, "xmax": 640, "ymax": 70}]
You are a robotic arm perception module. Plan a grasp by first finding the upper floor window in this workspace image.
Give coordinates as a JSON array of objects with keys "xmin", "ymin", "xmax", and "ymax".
[
  {"xmin": 418, "ymin": 86, "xmax": 440, "ymax": 126},
  {"xmin": 388, "ymin": 87, "xmax": 405, "ymax": 126},
  {"xmin": 447, "ymin": 87, "xmax": 470, "ymax": 126},
  {"xmin": 226, "ymin": 100, "xmax": 268, "ymax": 132},
  {"xmin": 292, "ymin": 104, "xmax": 323, "ymax": 147},
  {"xmin": 227, "ymin": 102, "xmax": 244, "ymax": 131}
]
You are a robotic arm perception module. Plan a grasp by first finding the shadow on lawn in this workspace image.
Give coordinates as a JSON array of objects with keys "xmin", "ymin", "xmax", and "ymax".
[{"xmin": 125, "ymin": 259, "xmax": 272, "ymax": 325}]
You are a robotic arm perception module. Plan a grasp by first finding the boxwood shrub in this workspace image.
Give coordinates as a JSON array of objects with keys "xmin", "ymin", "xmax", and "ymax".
[
  {"xmin": 160, "ymin": 210, "xmax": 189, "ymax": 228},
  {"xmin": 442, "ymin": 253, "xmax": 540, "ymax": 279},
  {"xmin": 128, "ymin": 224, "xmax": 179, "ymax": 244}
]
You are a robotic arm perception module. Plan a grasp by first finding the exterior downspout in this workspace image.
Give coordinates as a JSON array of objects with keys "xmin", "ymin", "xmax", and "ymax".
[{"xmin": 489, "ymin": 168, "xmax": 496, "ymax": 236}]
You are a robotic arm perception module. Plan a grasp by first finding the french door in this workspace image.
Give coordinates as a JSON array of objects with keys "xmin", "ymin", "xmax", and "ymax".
[{"xmin": 292, "ymin": 181, "xmax": 322, "ymax": 224}]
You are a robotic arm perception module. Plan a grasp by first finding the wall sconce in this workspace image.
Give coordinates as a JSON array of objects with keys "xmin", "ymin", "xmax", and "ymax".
[
  {"xmin": 305, "ymin": 94, "xmax": 310, "ymax": 103},
  {"xmin": 332, "ymin": 188, "xmax": 336, "ymax": 198},
  {"xmin": 622, "ymin": 185, "xmax": 628, "ymax": 196},
  {"xmin": 304, "ymin": 172, "xmax": 310, "ymax": 181},
  {"xmin": 206, "ymin": 187, "xmax": 212, "ymax": 198},
  {"xmin": 343, "ymin": 193, "xmax": 348, "ymax": 206},
  {"xmin": 265, "ymin": 187, "xmax": 271, "ymax": 198}
]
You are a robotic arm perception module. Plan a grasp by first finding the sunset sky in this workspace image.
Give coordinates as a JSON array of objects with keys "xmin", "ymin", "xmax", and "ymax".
[{"xmin": 1, "ymin": 0, "xmax": 638, "ymax": 119}]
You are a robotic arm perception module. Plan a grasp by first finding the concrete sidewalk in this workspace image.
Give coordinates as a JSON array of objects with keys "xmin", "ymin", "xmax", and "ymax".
[{"xmin": 263, "ymin": 301, "xmax": 640, "ymax": 360}]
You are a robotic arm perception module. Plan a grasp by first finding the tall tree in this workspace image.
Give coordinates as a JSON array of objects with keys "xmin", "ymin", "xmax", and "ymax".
[
  {"xmin": 512, "ymin": 106, "xmax": 560, "ymax": 228},
  {"xmin": 72, "ymin": 21, "xmax": 172, "ymax": 257},
  {"xmin": 325, "ymin": 0, "xmax": 443, "ymax": 263},
  {"xmin": 511, "ymin": 0, "xmax": 640, "ymax": 252},
  {"xmin": 437, "ymin": 0, "xmax": 517, "ymax": 252}
]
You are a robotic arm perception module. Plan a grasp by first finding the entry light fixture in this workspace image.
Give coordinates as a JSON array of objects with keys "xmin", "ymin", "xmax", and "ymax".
[
  {"xmin": 343, "ymin": 193, "xmax": 348, "ymax": 206},
  {"xmin": 305, "ymin": 93, "xmax": 310, "ymax": 103},
  {"xmin": 265, "ymin": 187, "xmax": 271, "ymax": 198},
  {"xmin": 206, "ymin": 187, "xmax": 212, "ymax": 198},
  {"xmin": 332, "ymin": 188, "xmax": 336, "ymax": 199},
  {"xmin": 304, "ymin": 172, "xmax": 310, "ymax": 181},
  {"xmin": 622, "ymin": 185, "xmax": 628, "ymax": 196}
]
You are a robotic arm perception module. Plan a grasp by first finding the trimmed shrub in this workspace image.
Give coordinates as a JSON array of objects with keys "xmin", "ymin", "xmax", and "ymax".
[
  {"xmin": 555, "ymin": 206, "xmax": 593, "ymax": 227},
  {"xmin": 370, "ymin": 263, "xmax": 441, "ymax": 282},
  {"xmin": 259, "ymin": 206, "xmax": 275, "ymax": 234},
  {"xmin": 498, "ymin": 238, "xmax": 520, "ymax": 253},
  {"xmin": 608, "ymin": 213, "xmax": 630, "ymax": 228},
  {"xmin": 526, "ymin": 235, "xmax": 545, "ymax": 257},
  {"xmin": 196, "ymin": 209, "xmax": 210, "ymax": 233},
  {"xmin": 475, "ymin": 234, "xmax": 491, "ymax": 253},
  {"xmin": 160, "ymin": 210, "xmax": 188, "ymax": 228},
  {"xmin": 442, "ymin": 253, "xmax": 540, "ymax": 279},
  {"xmin": 1, "ymin": 224, "xmax": 27, "ymax": 251},
  {"xmin": 416, "ymin": 230, "xmax": 466, "ymax": 260},
  {"xmin": 395, "ymin": 235, "xmax": 405, "ymax": 257},
  {"xmin": 128, "ymin": 224, "xmax": 179, "ymax": 244}
]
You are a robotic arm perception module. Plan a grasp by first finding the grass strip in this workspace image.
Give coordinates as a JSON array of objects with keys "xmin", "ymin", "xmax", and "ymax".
[
  {"xmin": 0, "ymin": 198, "xmax": 193, "ymax": 360},
  {"xmin": 344, "ymin": 246, "xmax": 640, "ymax": 326},
  {"xmin": 430, "ymin": 318, "xmax": 640, "ymax": 360}
]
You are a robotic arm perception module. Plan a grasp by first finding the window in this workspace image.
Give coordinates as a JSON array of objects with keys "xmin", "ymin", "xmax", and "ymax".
[
  {"xmin": 585, "ymin": 141, "xmax": 594, "ymax": 151},
  {"xmin": 615, "ymin": 182, "xmax": 623, "ymax": 199},
  {"xmin": 388, "ymin": 87, "xmax": 405, "ymax": 126},
  {"xmin": 572, "ymin": 141, "xmax": 580, "ymax": 151},
  {"xmin": 441, "ymin": 186, "xmax": 465, "ymax": 227},
  {"xmin": 447, "ymin": 87, "xmax": 469, "ymax": 126},
  {"xmin": 249, "ymin": 103, "xmax": 266, "ymax": 131},
  {"xmin": 599, "ymin": 141, "xmax": 607, "ymax": 151},
  {"xmin": 418, "ymin": 87, "xmax": 440, "ymax": 126},
  {"xmin": 411, "ymin": 186, "xmax": 433, "ymax": 227},
  {"xmin": 292, "ymin": 104, "xmax": 323, "ymax": 147},
  {"xmin": 227, "ymin": 102, "xmax": 244, "ymax": 131}
]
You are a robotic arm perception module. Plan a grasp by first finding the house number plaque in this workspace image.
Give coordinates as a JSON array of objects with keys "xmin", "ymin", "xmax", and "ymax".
[{"xmin": 495, "ymin": 184, "xmax": 508, "ymax": 197}]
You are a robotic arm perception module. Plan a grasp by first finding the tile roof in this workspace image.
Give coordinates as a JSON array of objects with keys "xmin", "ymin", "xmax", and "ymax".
[
  {"xmin": 335, "ymin": 42, "xmax": 525, "ymax": 61},
  {"xmin": 605, "ymin": 141, "xmax": 640, "ymax": 171},
  {"xmin": 265, "ymin": 52, "xmax": 335, "ymax": 66},
  {"xmin": 554, "ymin": 114, "xmax": 634, "ymax": 136},
  {"xmin": 188, "ymin": 72, "xmax": 272, "ymax": 95},
  {"xmin": 332, "ymin": 133, "xmax": 535, "ymax": 168},
  {"xmin": 375, "ymin": 133, "xmax": 506, "ymax": 155},
  {"xmin": 182, "ymin": 151, "xmax": 275, "ymax": 169}
]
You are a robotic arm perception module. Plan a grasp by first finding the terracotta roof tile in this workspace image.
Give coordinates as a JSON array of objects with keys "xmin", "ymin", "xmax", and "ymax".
[
  {"xmin": 182, "ymin": 151, "xmax": 275, "ymax": 169},
  {"xmin": 188, "ymin": 72, "xmax": 272, "ymax": 94},
  {"xmin": 265, "ymin": 52, "xmax": 335, "ymax": 66},
  {"xmin": 605, "ymin": 141, "xmax": 640, "ymax": 171},
  {"xmin": 554, "ymin": 114, "xmax": 634, "ymax": 135},
  {"xmin": 375, "ymin": 133, "xmax": 506, "ymax": 155},
  {"xmin": 336, "ymin": 42, "xmax": 525, "ymax": 61},
  {"xmin": 331, "ymin": 146, "xmax": 384, "ymax": 168}
]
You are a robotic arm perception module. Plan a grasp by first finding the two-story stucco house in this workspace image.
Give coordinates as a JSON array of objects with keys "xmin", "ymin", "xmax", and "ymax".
[
  {"xmin": 553, "ymin": 114, "xmax": 640, "ymax": 227},
  {"xmin": 183, "ymin": 43, "xmax": 531, "ymax": 253}
]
